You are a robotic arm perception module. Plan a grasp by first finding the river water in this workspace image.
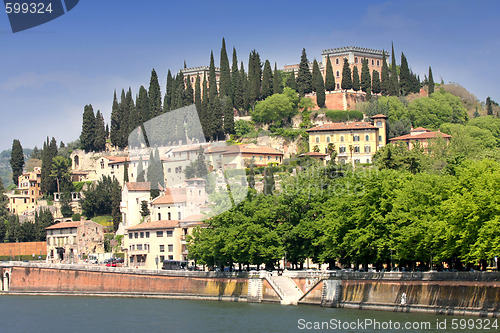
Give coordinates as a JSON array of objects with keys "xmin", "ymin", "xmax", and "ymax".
[{"xmin": 0, "ymin": 295, "xmax": 495, "ymax": 332}]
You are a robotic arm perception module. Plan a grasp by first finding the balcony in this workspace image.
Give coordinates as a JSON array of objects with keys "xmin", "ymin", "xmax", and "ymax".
[{"xmin": 128, "ymin": 248, "xmax": 149, "ymax": 255}]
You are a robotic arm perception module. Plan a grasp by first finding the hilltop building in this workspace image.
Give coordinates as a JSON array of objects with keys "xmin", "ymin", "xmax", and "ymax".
[
  {"xmin": 306, "ymin": 114, "xmax": 387, "ymax": 165},
  {"xmin": 389, "ymin": 127, "xmax": 451, "ymax": 149},
  {"xmin": 6, "ymin": 167, "xmax": 42, "ymax": 215},
  {"xmin": 180, "ymin": 66, "xmax": 220, "ymax": 92},
  {"xmin": 205, "ymin": 143, "xmax": 284, "ymax": 169}
]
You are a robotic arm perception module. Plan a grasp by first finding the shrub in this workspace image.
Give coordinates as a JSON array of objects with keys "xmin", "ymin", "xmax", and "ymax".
[
  {"xmin": 325, "ymin": 110, "xmax": 364, "ymax": 122},
  {"xmin": 72, "ymin": 213, "xmax": 81, "ymax": 221}
]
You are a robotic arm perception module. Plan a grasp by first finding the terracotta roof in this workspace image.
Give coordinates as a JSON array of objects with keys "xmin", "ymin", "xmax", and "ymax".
[
  {"xmin": 171, "ymin": 145, "xmax": 207, "ymax": 153},
  {"xmin": 151, "ymin": 188, "xmax": 186, "ymax": 205},
  {"xmin": 307, "ymin": 122, "xmax": 378, "ymax": 132},
  {"xmin": 126, "ymin": 220, "xmax": 179, "ymax": 231},
  {"xmin": 46, "ymin": 221, "xmax": 82, "ymax": 230},
  {"xmin": 126, "ymin": 182, "xmax": 151, "ymax": 191},
  {"xmin": 390, "ymin": 131, "xmax": 451, "ymax": 141},
  {"xmin": 412, "ymin": 127, "xmax": 430, "ymax": 132},
  {"xmin": 371, "ymin": 114, "xmax": 388, "ymax": 119},
  {"xmin": 303, "ymin": 152, "xmax": 328, "ymax": 156},
  {"xmin": 180, "ymin": 214, "xmax": 206, "ymax": 223},
  {"xmin": 205, "ymin": 143, "xmax": 283, "ymax": 156}
]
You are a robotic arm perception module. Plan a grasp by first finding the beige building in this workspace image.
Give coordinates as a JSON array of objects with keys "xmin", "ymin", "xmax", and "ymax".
[
  {"xmin": 124, "ymin": 214, "xmax": 205, "ymax": 269},
  {"xmin": 389, "ymin": 127, "xmax": 452, "ymax": 150},
  {"xmin": 120, "ymin": 182, "xmax": 151, "ymax": 232},
  {"xmin": 6, "ymin": 167, "xmax": 42, "ymax": 215},
  {"xmin": 205, "ymin": 143, "xmax": 284, "ymax": 169},
  {"xmin": 46, "ymin": 219, "xmax": 105, "ymax": 263},
  {"xmin": 306, "ymin": 114, "xmax": 387, "ymax": 165}
]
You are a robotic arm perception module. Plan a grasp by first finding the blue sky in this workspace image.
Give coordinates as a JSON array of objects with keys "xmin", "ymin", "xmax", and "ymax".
[{"xmin": 0, "ymin": 0, "xmax": 499, "ymax": 151}]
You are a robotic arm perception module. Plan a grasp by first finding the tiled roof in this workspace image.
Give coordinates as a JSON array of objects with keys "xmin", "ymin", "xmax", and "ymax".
[
  {"xmin": 303, "ymin": 152, "xmax": 328, "ymax": 156},
  {"xmin": 151, "ymin": 188, "xmax": 186, "ymax": 205},
  {"xmin": 205, "ymin": 143, "xmax": 283, "ymax": 155},
  {"xmin": 171, "ymin": 145, "xmax": 207, "ymax": 153},
  {"xmin": 126, "ymin": 220, "xmax": 179, "ymax": 231},
  {"xmin": 390, "ymin": 131, "xmax": 451, "ymax": 141},
  {"xmin": 46, "ymin": 221, "xmax": 82, "ymax": 230},
  {"xmin": 126, "ymin": 182, "xmax": 151, "ymax": 191},
  {"xmin": 180, "ymin": 214, "xmax": 206, "ymax": 223},
  {"xmin": 307, "ymin": 122, "xmax": 378, "ymax": 132},
  {"xmin": 371, "ymin": 114, "xmax": 388, "ymax": 119},
  {"xmin": 412, "ymin": 127, "xmax": 430, "ymax": 132}
]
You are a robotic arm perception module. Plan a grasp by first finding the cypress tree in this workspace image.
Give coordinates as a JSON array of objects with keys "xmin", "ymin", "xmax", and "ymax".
[
  {"xmin": 399, "ymin": 52, "xmax": 411, "ymax": 95},
  {"xmin": 208, "ymin": 51, "xmax": 222, "ymax": 140},
  {"xmin": 10, "ymin": 139, "xmax": 24, "ymax": 186},
  {"xmin": 110, "ymin": 91, "xmax": 121, "ymax": 147},
  {"xmin": 164, "ymin": 70, "xmax": 174, "ymax": 112},
  {"xmin": 231, "ymin": 48, "xmax": 240, "ymax": 106},
  {"xmin": 372, "ymin": 70, "xmax": 381, "ymax": 94},
  {"xmin": 126, "ymin": 88, "xmax": 138, "ymax": 134},
  {"xmin": 380, "ymin": 51, "xmax": 390, "ymax": 96},
  {"xmin": 119, "ymin": 89, "xmax": 132, "ymax": 148},
  {"xmin": 41, "ymin": 137, "xmax": 58, "ymax": 195},
  {"xmin": 80, "ymin": 104, "xmax": 96, "ymax": 152},
  {"xmin": 248, "ymin": 50, "xmax": 262, "ymax": 105},
  {"xmin": 195, "ymin": 75, "xmax": 202, "ymax": 114},
  {"xmin": 93, "ymin": 110, "xmax": 107, "ymax": 152},
  {"xmin": 240, "ymin": 62, "xmax": 250, "ymax": 111},
  {"xmin": 486, "ymin": 97, "xmax": 493, "ymax": 116},
  {"xmin": 428, "ymin": 66, "xmax": 435, "ymax": 95},
  {"xmin": 273, "ymin": 63, "xmax": 283, "ymax": 95},
  {"xmin": 111, "ymin": 178, "xmax": 122, "ymax": 231},
  {"xmin": 341, "ymin": 58, "xmax": 352, "ymax": 91},
  {"xmin": 261, "ymin": 60, "xmax": 273, "ymax": 99},
  {"xmin": 219, "ymin": 38, "xmax": 231, "ymax": 98},
  {"xmin": 174, "ymin": 71, "xmax": 185, "ymax": 109},
  {"xmin": 473, "ymin": 107, "xmax": 480, "ymax": 118},
  {"xmin": 185, "ymin": 74, "xmax": 194, "ymax": 105},
  {"xmin": 123, "ymin": 160, "xmax": 129, "ymax": 183},
  {"xmin": 361, "ymin": 59, "xmax": 371, "ymax": 93},
  {"xmin": 149, "ymin": 68, "xmax": 162, "ymax": 117},
  {"xmin": 137, "ymin": 85, "xmax": 150, "ymax": 123},
  {"xmin": 105, "ymin": 124, "xmax": 109, "ymax": 138},
  {"xmin": 312, "ymin": 60, "xmax": 326, "ymax": 108},
  {"xmin": 352, "ymin": 66, "xmax": 360, "ymax": 91},
  {"xmin": 325, "ymin": 56, "xmax": 335, "ymax": 92},
  {"xmin": 296, "ymin": 48, "xmax": 313, "ymax": 96},
  {"xmin": 136, "ymin": 156, "xmax": 145, "ymax": 182},
  {"xmin": 388, "ymin": 43, "xmax": 399, "ymax": 96},
  {"xmin": 222, "ymin": 96, "xmax": 235, "ymax": 135},
  {"xmin": 285, "ymin": 70, "xmax": 297, "ymax": 91},
  {"xmin": 208, "ymin": 51, "xmax": 218, "ymax": 98},
  {"xmin": 201, "ymin": 73, "xmax": 209, "ymax": 139}
]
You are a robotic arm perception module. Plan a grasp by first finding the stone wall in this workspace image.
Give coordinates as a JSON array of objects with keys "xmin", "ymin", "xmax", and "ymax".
[{"xmin": 0, "ymin": 242, "xmax": 46, "ymax": 257}]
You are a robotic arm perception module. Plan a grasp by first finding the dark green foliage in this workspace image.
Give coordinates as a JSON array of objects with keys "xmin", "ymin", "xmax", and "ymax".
[
  {"xmin": 324, "ymin": 110, "xmax": 364, "ymax": 122},
  {"xmin": 263, "ymin": 167, "xmax": 275, "ymax": 195},
  {"xmin": 248, "ymin": 50, "xmax": 262, "ymax": 105},
  {"xmin": 389, "ymin": 43, "xmax": 399, "ymax": 96},
  {"xmin": 80, "ymin": 104, "xmax": 96, "ymax": 152},
  {"xmin": 312, "ymin": 60, "xmax": 325, "ymax": 108},
  {"xmin": 194, "ymin": 75, "xmax": 202, "ymax": 115},
  {"xmin": 184, "ymin": 147, "xmax": 209, "ymax": 179},
  {"xmin": 261, "ymin": 60, "xmax": 273, "ymax": 99},
  {"xmin": 185, "ymin": 75, "xmax": 194, "ymax": 105},
  {"xmin": 140, "ymin": 201, "xmax": 150, "ymax": 217},
  {"xmin": 164, "ymin": 70, "xmax": 174, "ymax": 112},
  {"xmin": 147, "ymin": 149, "xmax": 164, "ymax": 198},
  {"xmin": 352, "ymin": 66, "xmax": 360, "ymax": 92},
  {"xmin": 399, "ymin": 52, "xmax": 411, "ymax": 95},
  {"xmin": 93, "ymin": 111, "xmax": 107, "ymax": 152},
  {"xmin": 341, "ymin": 58, "xmax": 352, "ymax": 90},
  {"xmin": 473, "ymin": 107, "xmax": 480, "ymax": 118},
  {"xmin": 222, "ymin": 96, "xmax": 235, "ymax": 135},
  {"xmin": 361, "ymin": 59, "xmax": 371, "ymax": 93},
  {"xmin": 59, "ymin": 190, "xmax": 74, "ymax": 218},
  {"xmin": 380, "ymin": 51, "xmax": 390, "ymax": 96},
  {"xmin": 149, "ymin": 69, "xmax": 162, "ymax": 117},
  {"xmin": 208, "ymin": 51, "xmax": 218, "ymax": 99},
  {"xmin": 123, "ymin": 160, "xmax": 129, "ymax": 183},
  {"xmin": 10, "ymin": 139, "xmax": 24, "ymax": 186},
  {"xmin": 50, "ymin": 155, "xmax": 72, "ymax": 193},
  {"xmin": 72, "ymin": 213, "xmax": 81, "ymax": 221},
  {"xmin": 201, "ymin": 73, "xmax": 209, "ymax": 138},
  {"xmin": 81, "ymin": 175, "xmax": 116, "ymax": 218},
  {"xmin": 325, "ymin": 56, "xmax": 335, "ymax": 92},
  {"xmin": 388, "ymin": 119, "xmax": 412, "ymax": 139},
  {"xmin": 372, "ymin": 70, "xmax": 381, "ymax": 94},
  {"xmin": 296, "ymin": 48, "xmax": 313, "ymax": 96},
  {"xmin": 273, "ymin": 63, "xmax": 283, "ymax": 95},
  {"xmin": 136, "ymin": 156, "xmax": 145, "ymax": 182},
  {"xmin": 118, "ymin": 89, "xmax": 133, "ymax": 148},
  {"xmin": 110, "ymin": 91, "xmax": 121, "ymax": 147},
  {"xmin": 40, "ymin": 137, "xmax": 58, "ymax": 195},
  {"xmin": 231, "ymin": 49, "xmax": 244, "ymax": 111},
  {"xmin": 428, "ymin": 66, "xmax": 435, "ymax": 95},
  {"xmin": 31, "ymin": 146, "xmax": 41, "ymax": 159},
  {"xmin": 137, "ymin": 85, "xmax": 150, "ymax": 124},
  {"xmin": 219, "ymin": 38, "xmax": 231, "ymax": 99},
  {"xmin": 486, "ymin": 97, "xmax": 493, "ymax": 116},
  {"xmin": 240, "ymin": 62, "xmax": 250, "ymax": 111},
  {"xmin": 247, "ymin": 161, "xmax": 255, "ymax": 189},
  {"xmin": 285, "ymin": 70, "xmax": 297, "ymax": 91},
  {"xmin": 0, "ymin": 179, "xmax": 7, "ymax": 241},
  {"xmin": 111, "ymin": 178, "xmax": 121, "ymax": 231}
]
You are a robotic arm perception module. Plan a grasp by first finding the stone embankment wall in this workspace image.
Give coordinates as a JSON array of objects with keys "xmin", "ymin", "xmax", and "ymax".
[{"xmin": 1, "ymin": 263, "xmax": 499, "ymax": 317}]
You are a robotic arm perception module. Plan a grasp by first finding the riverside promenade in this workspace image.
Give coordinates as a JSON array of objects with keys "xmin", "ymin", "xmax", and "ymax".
[{"xmin": 1, "ymin": 261, "xmax": 499, "ymax": 317}]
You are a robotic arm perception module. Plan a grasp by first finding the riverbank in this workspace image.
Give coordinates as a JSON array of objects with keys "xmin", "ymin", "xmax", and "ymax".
[{"xmin": 1, "ymin": 262, "xmax": 499, "ymax": 317}]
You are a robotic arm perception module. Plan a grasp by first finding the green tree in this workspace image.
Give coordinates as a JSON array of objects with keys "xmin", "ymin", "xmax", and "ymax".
[
  {"xmin": 185, "ymin": 75, "xmax": 194, "ymax": 105},
  {"xmin": 59, "ymin": 190, "xmax": 74, "ymax": 218},
  {"xmin": 140, "ymin": 201, "xmax": 150, "ymax": 217},
  {"xmin": 325, "ymin": 56, "xmax": 335, "ymax": 92},
  {"xmin": 247, "ymin": 160, "xmax": 255, "ymax": 189},
  {"xmin": 111, "ymin": 178, "xmax": 122, "ymax": 231},
  {"xmin": 372, "ymin": 70, "xmax": 381, "ymax": 94},
  {"xmin": 93, "ymin": 110, "xmax": 106, "ymax": 152},
  {"xmin": 194, "ymin": 75, "xmax": 202, "ymax": 115},
  {"xmin": 252, "ymin": 92, "xmax": 295, "ymax": 124},
  {"xmin": 380, "ymin": 51, "xmax": 390, "ymax": 95},
  {"xmin": 285, "ymin": 70, "xmax": 297, "ymax": 92},
  {"xmin": 486, "ymin": 97, "xmax": 493, "ymax": 116},
  {"xmin": 80, "ymin": 104, "xmax": 96, "ymax": 152},
  {"xmin": 10, "ymin": 139, "xmax": 24, "ymax": 186},
  {"xmin": 222, "ymin": 96, "xmax": 235, "ymax": 135},
  {"xmin": 389, "ymin": 43, "xmax": 399, "ymax": 96},
  {"xmin": 50, "ymin": 156, "xmax": 71, "ymax": 193},
  {"xmin": 231, "ymin": 50, "xmax": 244, "ymax": 111},
  {"xmin": 352, "ymin": 66, "xmax": 360, "ymax": 92},
  {"xmin": 149, "ymin": 69, "xmax": 162, "ymax": 117},
  {"xmin": 312, "ymin": 60, "xmax": 326, "ymax": 108},
  {"xmin": 136, "ymin": 156, "xmax": 145, "ymax": 182},
  {"xmin": 361, "ymin": 59, "xmax": 371, "ymax": 93},
  {"xmin": 272, "ymin": 63, "xmax": 283, "ymax": 95},
  {"xmin": 110, "ymin": 91, "xmax": 121, "ymax": 147},
  {"xmin": 296, "ymin": 48, "xmax": 313, "ymax": 96},
  {"xmin": 261, "ymin": 60, "xmax": 273, "ymax": 99},
  {"xmin": 428, "ymin": 66, "xmax": 435, "ymax": 95},
  {"xmin": 263, "ymin": 167, "xmax": 275, "ymax": 195},
  {"xmin": 248, "ymin": 50, "xmax": 262, "ymax": 105},
  {"xmin": 219, "ymin": 38, "xmax": 231, "ymax": 99},
  {"xmin": 41, "ymin": 137, "xmax": 58, "ymax": 195},
  {"xmin": 164, "ymin": 70, "xmax": 174, "ymax": 112},
  {"xmin": 399, "ymin": 52, "xmax": 411, "ymax": 95},
  {"xmin": 341, "ymin": 58, "xmax": 352, "ymax": 91}
]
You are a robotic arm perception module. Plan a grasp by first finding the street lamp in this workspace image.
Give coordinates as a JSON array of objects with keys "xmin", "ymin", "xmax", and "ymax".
[{"xmin": 155, "ymin": 256, "xmax": 159, "ymax": 270}]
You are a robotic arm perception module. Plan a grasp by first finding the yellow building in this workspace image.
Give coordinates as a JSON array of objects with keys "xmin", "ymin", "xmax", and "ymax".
[
  {"xmin": 306, "ymin": 114, "xmax": 387, "ymax": 165},
  {"xmin": 7, "ymin": 167, "xmax": 42, "ymax": 215}
]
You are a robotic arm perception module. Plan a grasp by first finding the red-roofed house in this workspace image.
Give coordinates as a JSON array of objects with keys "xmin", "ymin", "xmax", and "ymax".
[
  {"xmin": 119, "ymin": 182, "xmax": 151, "ymax": 233},
  {"xmin": 306, "ymin": 114, "xmax": 388, "ymax": 165},
  {"xmin": 389, "ymin": 127, "xmax": 451, "ymax": 150},
  {"xmin": 205, "ymin": 143, "xmax": 284, "ymax": 168}
]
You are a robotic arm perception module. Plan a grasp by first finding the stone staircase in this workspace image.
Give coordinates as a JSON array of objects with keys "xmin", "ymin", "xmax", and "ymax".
[{"xmin": 267, "ymin": 275, "xmax": 304, "ymax": 305}]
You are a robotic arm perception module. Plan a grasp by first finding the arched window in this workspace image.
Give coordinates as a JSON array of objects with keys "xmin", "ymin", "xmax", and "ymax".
[
  {"xmin": 365, "ymin": 135, "xmax": 370, "ymax": 141},
  {"xmin": 336, "ymin": 71, "xmax": 340, "ymax": 78},
  {"xmin": 340, "ymin": 136, "xmax": 345, "ymax": 142},
  {"xmin": 371, "ymin": 59, "xmax": 374, "ymax": 65},
  {"xmin": 354, "ymin": 57, "xmax": 358, "ymax": 64},
  {"xmin": 353, "ymin": 135, "xmax": 360, "ymax": 142},
  {"xmin": 74, "ymin": 155, "xmax": 79, "ymax": 167},
  {"xmin": 168, "ymin": 212, "xmax": 171, "ymax": 220},
  {"xmin": 377, "ymin": 60, "xmax": 380, "ymax": 66},
  {"xmin": 336, "ymin": 58, "xmax": 339, "ymax": 65},
  {"xmin": 326, "ymin": 136, "xmax": 331, "ymax": 143},
  {"xmin": 376, "ymin": 121, "xmax": 382, "ymax": 127},
  {"xmin": 315, "ymin": 137, "xmax": 320, "ymax": 143},
  {"xmin": 336, "ymin": 83, "xmax": 340, "ymax": 89}
]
